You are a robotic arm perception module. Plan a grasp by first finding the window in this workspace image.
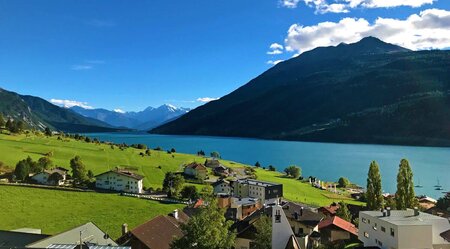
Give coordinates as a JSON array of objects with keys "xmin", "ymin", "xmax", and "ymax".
[
  {"xmin": 362, "ymin": 218, "xmax": 367, "ymax": 223},
  {"xmin": 381, "ymin": 226, "xmax": 386, "ymax": 232},
  {"xmin": 364, "ymin": 232, "xmax": 369, "ymax": 238},
  {"xmin": 390, "ymin": 228, "xmax": 395, "ymax": 237},
  {"xmin": 373, "ymin": 223, "xmax": 377, "ymax": 230},
  {"xmin": 368, "ymin": 219, "xmax": 371, "ymax": 224}
]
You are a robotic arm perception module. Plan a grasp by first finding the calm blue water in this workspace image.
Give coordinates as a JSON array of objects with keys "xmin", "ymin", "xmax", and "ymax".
[{"xmin": 87, "ymin": 132, "xmax": 449, "ymax": 199}]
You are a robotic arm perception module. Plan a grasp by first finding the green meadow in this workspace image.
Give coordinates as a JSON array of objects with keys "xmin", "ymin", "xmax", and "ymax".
[
  {"xmin": 0, "ymin": 185, "xmax": 184, "ymax": 239},
  {"xmin": 0, "ymin": 132, "xmax": 363, "ymax": 237}
]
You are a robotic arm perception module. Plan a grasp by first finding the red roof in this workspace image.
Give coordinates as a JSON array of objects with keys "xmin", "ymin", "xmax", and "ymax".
[
  {"xmin": 318, "ymin": 216, "xmax": 358, "ymax": 236},
  {"xmin": 185, "ymin": 162, "xmax": 207, "ymax": 171},
  {"xmin": 319, "ymin": 205, "xmax": 340, "ymax": 215},
  {"xmin": 130, "ymin": 211, "xmax": 189, "ymax": 249}
]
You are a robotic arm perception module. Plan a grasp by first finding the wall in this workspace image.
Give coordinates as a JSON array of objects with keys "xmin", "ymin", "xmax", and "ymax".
[{"xmin": 96, "ymin": 172, "xmax": 143, "ymax": 194}]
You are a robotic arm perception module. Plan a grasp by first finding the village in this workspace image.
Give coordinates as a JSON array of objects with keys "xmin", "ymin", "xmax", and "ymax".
[{"xmin": 0, "ymin": 155, "xmax": 449, "ymax": 249}]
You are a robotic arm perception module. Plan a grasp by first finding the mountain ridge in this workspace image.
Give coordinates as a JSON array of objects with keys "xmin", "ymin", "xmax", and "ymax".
[
  {"xmin": 70, "ymin": 104, "xmax": 190, "ymax": 130},
  {"xmin": 151, "ymin": 37, "xmax": 450, "ymax": 147}
]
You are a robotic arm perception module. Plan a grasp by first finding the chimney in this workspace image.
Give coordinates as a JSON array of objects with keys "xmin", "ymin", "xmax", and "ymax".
[
  {"xmin": 414, "ymin": 207, "xmax": 419, "ymax": 216},
  {"xmin": 386, "ymin": 207, "xmax": 391, "ymax": 216},
  {"xmin": 173, "ymin": 209, "xmax": 179, "ymax": 219},
  {"xmin": 300, "ymin": 207, "xmax": 304, "ymax": 216},
  {"xmin": 121, "ymin": 223, "xmax": 128, "ymax": 236}
]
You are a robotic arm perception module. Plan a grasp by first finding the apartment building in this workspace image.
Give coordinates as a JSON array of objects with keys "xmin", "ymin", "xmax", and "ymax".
[{"xmin": 232, "ymin": 179, "xmax": 283, "ymax": 203}]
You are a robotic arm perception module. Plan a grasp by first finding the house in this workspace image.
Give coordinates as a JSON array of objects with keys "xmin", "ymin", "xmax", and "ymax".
[
  {"xmin": 31, "ymin": 168, "xmax": 68, "ymax": 186},
  {"xmin": 213, "ymin": 165, "xmax": 229, "ymax": 177},
  {"xmin": 359, "ymin": 208, "xmax": 450, "ymax": 249},
  {"xmin": 212, "ymin": 179, "xmax": 231, "ymax": 195},
  {"xmin": 232, "ymin": 179, "xmax": 283, "ymax": 203},
  {"xmin": 95, "ymin": 169, "xmax": 144, "ymax": 194},
  {"xmin": 0, "ymin": 229, "xmax": 50, "ymax": 248},
  {"xmin": 183, "ymin": 162, "xmax": 207, "ymax": 180},
  {"xmin": 282, "ymin": 202, "xmax": 324, "ymax": 237},
  {"xmin": 119, "ymin": 210, "xmax": 189, "ymax": 249},
  {"xmin": 26, "ymin": 222, "xmax": 118, "ymax": 248},
  {"xmin": 204, "ymin": 159, "xmax": 221, "ymax": 168},
  {"xmin": 318, "ymin": 203, "xmax": 340, "ymax": 217},
  {"xmin": 318, "ymin": 216, "xmax": 358, "ymax": 243},
  {"xmin": 418, "ymin": 195, "xmax": 438, "ymax": 210},
  {"xmin": 234, "ymin": 202, "xmax": 302, "ymax": 249}
]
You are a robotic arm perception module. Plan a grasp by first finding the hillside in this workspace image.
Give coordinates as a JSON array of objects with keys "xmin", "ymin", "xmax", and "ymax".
[
  {"xmin": 152, "ymin": 37, "xmax": 450, "ymax": 146},
  {"xmin": 0, "ymin": 88, "xmax": 125, "ymax": 133},
  {"xmin": 70, "ymin": 104, "xmax": 190, "ymax": 130}
]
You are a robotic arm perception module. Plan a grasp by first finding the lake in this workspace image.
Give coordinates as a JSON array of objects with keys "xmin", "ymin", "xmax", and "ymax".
[{"xmin": 87, "ymin": 132, "xmax": 449, "ymax": 199}]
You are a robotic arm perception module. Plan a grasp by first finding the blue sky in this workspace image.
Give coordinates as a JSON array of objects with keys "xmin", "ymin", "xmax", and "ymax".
[{"xmin": 0, "ymin": 0, "xmax": 449, "ymax": 111}]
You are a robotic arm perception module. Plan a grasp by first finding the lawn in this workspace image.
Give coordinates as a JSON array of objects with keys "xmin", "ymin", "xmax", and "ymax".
[
  {"xmin": 0, "ymin": 185, "xmax": 183, "ymax": 239},
  {"xmin": 0, "ymin": 132, "xmax": 364, "ymax": 209},
  {"xmin": 254, "ymin": 168, "xmax": 364, "ymax": 207}
]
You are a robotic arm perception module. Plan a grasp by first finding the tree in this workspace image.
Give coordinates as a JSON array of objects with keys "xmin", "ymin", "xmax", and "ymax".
[
  {"xmin": 87, "ymin": 170, "xmax": 95, "ymax": 180},
  {"xmin": 0, "ymin": 113, "xmax": 5, "ymax": 127},
  {"xmin": 162, "ymin": 172, "xmax": 185, "ymax": 197},
  {"xmin": 44, "ymin": 127, "xmax": 52, "ymax": 136},
  {"xmin": 268, "ymin": 165, "xmax": 276, "ymax": 171},
  {"xmin": 284, "ymin": 165, "xmax": 301, "ymax": 178},
  {"xmin": 197, "ymin": 150, "xmax": 205, "ymax": 156},
  {"xmin": 5, "ymin": 119, "xmax": 13, "ymax": 131},
  {"xmin": 396, "ymin": 159, "xmax": 416, "ymax": 210},
  {"xmin": 338, "ymin": 177, "xmax": 350, "ymax": 188},
  {"xmin": 180, "ymin": 185, "xmax": 199, "ymax": 200},
  {"xmin": 436, "ymin": 195, "xmax": 450, "ymax": 211},
  {"xmin": 170, "ymin": 199, "xmax": 236, "ymax": 249},
  {"xmin": 255, "ymin": 161, "xmax": 261, "ymax": 168},
  {"xmin": 210, "ymin": 151, "xmax": 221, "ymax": 159},
  {"xmin": 336, "ymin": 201, "xmax": 351, "ymax": 222},
  {"xmin": 145, "ymin": 149, "xmax": 151, "ymax": 156},
  {"xmin": 170, "ymin": 148, "xmax": 176, "ymax": 153},
  {"xmin": 253, "ymin": 215, "xmax": 272, "ymax": 249},
  {"xmin": 366, "ymin": 161, "xmax": 383, "ymax": 210},
  {"xmin": 70, "ymin": 156, "xmax": 87, "ymax": 183},
  {"xmin": 14, "ymin": 159, "xmax": 30, "ymax": 181},
  {"xmin": 26, "ymin": 156, "xmax": 40, "ymax": 173},
  {"xmin": 38, "ymin": 156, "xmax": 53, "ymax": 171}
]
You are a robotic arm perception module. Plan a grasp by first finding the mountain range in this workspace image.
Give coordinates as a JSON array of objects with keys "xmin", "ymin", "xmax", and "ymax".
[
  {"xmin": 151, "ymin": 37, "xmax": 450, "ymax": 146},
  {"xmin": 0, "ymin": 88, "xmax": 122, "ymax": 133},
  {"xmin": 70, "ymin": 105, "xmax": 190, "ymax": 130}
]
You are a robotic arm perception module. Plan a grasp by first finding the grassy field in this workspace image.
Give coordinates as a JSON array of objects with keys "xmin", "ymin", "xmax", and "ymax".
[
  {"xmin": 0, "ymin": 185, "xmax": 183, "ymax": 239},
  {"xmin": 0, "ymin": 132, "xmax": 363, "ymax": 205}
]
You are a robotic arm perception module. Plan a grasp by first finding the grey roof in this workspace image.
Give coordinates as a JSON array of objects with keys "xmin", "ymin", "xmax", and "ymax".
[
  {"xmin": 95, "ymin": 170, "xmax": 144, "ymax": 181},
  {"xmin": 360, "ymin": 209, "xmax": 450, "ymax": 226},
  {"xmin": 26, "ymin": 222, "xmax": 117, "ymax": 248},
  {"xmin": 236, "ymin": 179, "xmax": 281, "ymax": 187},
  {"xmin": 0, "ymin": 230, "xmax": 49, "ymax": 248}
]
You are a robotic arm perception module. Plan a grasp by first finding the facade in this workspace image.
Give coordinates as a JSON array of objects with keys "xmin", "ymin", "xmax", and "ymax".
[
  {"xmin": 95, "ymin": 170, "xmax": 144, "ymax": 194},
  {"xmin": 31, "ymin": 168, "xmax": 67, "ymax": 186},
  {"xmin": 283, "ymin": 202, "xmax": 324, "ymax": 237},
  {"xmin": 359, "ymin": 208, "xmax": 450, "ymax": 249},
  {"xmin": 213, "ymin": 165, "xmax": 229, "ymax": 177},
  {"xmin": 212, "ymin": 179, "xmax": 231, "ymax": 195},
  {"xmin": 183, "ymin": 162, "xmax": 207, "ymax": 180},
  {"xmin": 232, "ymin": 179, "xmax": 283, "ymax": 203}
]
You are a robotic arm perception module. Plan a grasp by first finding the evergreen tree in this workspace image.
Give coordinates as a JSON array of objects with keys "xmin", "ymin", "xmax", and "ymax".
[
  {"xmin": 396, "ymin": 159, "xmax": 416, "ymax": 210},
  {"xmin": 253, "ymin": 215, "xmax": 272, "ymax": 249},
  {"xmin": 14, "ymin": 159, "xmax": 30, "ymax": 181},
  {"xmin": 336, "ymin": 201, "xmax": 352, "ymax": 222},
  {"xmin": 70, "ymin": 156, "xmax": 87, "ymax": 183},
  {"xmin": 5, "ymin": 119, "xmax": 13, "ymax": 132},
  {"xmin": 38, "ymin": 156, "xmax": 53, "ymax": 171},
  {"xmin": 338, "ymin": 177, "xmax": 350, "ymax": 188},
  {"xmin": 366, "ymin": 161, "xmax": 383, "ymax": 210},
  {"xmin": 170, "ymin": 199, "xmax": 236, "ymax": 249},
  {"xmin": 44, "ymin": 127, "xmax": 52, "ymax": 136}
]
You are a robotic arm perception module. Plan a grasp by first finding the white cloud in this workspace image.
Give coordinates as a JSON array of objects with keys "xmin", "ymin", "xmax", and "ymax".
[
  {"xmin": 279, "ymin": 0, "xmax": 434, "ymax": 13},
  {"xmin": 284, "ymin": 8, "xmax": 450, "ymax": 54},
  {"xmin": 267, "ymin": 60, "xmax": 284, "ymax": 65},
  {"xmin": 50, "ymin": 99, "xmax": 94, "ymax": 109},
  {"xmin": 114, "ymin": 109, "xmax": 126, "ymax": 113},
  {"xmin": 267, "ymin": 43, "xmax": 284, "ymax": 55},
  {"xmin": 71, "ymin": 65, "xmax": 93, "ymax": 71},
  {"xmin": 280, "ymin": 0, "xmax": 301, "ymax": 8},
  {"xmin": 197, "ymin": 97, "xmax": 219, "ymax": 103}
]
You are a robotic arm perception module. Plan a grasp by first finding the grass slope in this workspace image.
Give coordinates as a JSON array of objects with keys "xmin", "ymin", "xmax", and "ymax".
[{"xmin": 0, "ymin": 185, "xmax": 183, "ymax": 239}]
